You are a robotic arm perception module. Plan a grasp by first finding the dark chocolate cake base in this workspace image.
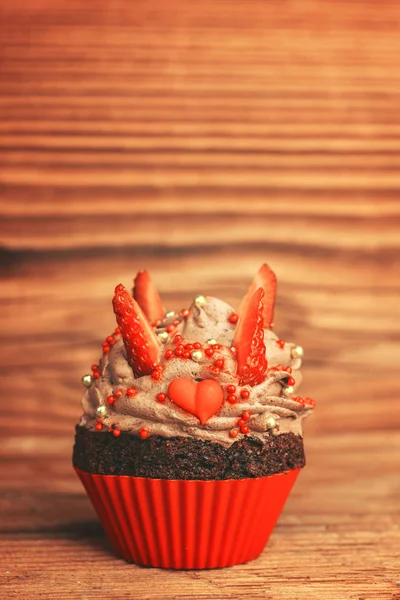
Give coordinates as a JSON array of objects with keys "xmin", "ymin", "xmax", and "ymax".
[{"xmin": 73, "ymin": 426, "xmax": 305, "ymax": 480}]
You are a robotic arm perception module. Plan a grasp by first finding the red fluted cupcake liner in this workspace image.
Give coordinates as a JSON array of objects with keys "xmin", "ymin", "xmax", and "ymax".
[{"xmin": 75, "ymin": 467, "xmax": 300, "ymax": 569}]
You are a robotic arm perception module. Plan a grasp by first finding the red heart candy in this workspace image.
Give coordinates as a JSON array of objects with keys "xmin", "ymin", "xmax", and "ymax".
[{"xmin": 168, "ymin": 378, "xmax": 224, "ymax": 425}]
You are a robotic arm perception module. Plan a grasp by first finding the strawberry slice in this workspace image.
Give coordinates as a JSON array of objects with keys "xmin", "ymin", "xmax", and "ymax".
[
  {"xmin": 113, "ymin": 284, "xmax": 160, "ymax": 376},
  {"xmin": 133, "ymin": 270, "xmax": 164, "ymax": 324},
  {"xmin": 233, "ymin": 287, "xmax": 268, "ymax": 386},
  {"xmin": 238, "ymin": 264, "xmax": 277, "ymax": 329}
]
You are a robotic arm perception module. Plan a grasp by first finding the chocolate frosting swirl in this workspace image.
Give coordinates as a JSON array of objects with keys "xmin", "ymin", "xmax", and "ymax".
[{"xmin": 79, "ymin": 297, "xmax": 313, "ymax": 447}]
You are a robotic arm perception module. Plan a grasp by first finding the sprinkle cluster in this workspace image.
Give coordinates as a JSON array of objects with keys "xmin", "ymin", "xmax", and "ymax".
[{"xmin": 83, "ymin": 301, "xmax": 313, "ymax": 442}]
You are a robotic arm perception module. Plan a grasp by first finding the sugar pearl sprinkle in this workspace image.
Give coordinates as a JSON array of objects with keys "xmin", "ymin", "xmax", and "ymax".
[
  {"xmin": 194, "ymin": 295, "xmax": 206, "ymax": 306},
  {"xmin": 81, "ymin": 374, "xmax": 93, "ymax": 388},
  {"xmin": 157, "ymin": 331, "xmax": 169, "ymax": 343},
  {"xmin": 291, "ymin": 345, "xmax": 304, "ymax": 359},
  {"xmin": 191, "ymin": 350, "xmax": 203, "ymax": 362},
  {"xmin": 283, "ymin": 385, "xmax": 295, "ymax": 396}
]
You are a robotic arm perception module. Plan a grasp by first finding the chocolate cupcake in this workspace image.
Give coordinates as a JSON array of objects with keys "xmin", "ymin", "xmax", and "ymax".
[{"xmin": 74, "ymin": 265, "xmax": 315, "ymax": 568}]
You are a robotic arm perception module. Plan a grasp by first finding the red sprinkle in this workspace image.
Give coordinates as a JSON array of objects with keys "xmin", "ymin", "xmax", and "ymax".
[
  {"xmin": 93, "ymin": 371, "xmax": 101, "ymax": 379},
  {"xmin": 95, "ymin": 422, "xmax": 103, "ymax": 431},
  {"xmin": 304, "ymin": 397, "xmax": 316, "ymax": 407},
  {"xmin": 115, "ymin": 327, "xmax": 121, "ymax": 335},
  {"xmin": 213, "ymin": 344, "xmax": 221, "ymax": 350},
  {"xmin": 214, "ymin": 358, "xmax": 225, "ymax": 369},
  {"xmin": 228, "ymin": 312, "xmax": 239, "ymax": 324},
  {"xmin": 193, "ymin": 342, "xmax": 202, "ymax": 350},
  {"xmin": 91, "ymin": 364, "xmax": 99, "ymax": 372},
  {"xmin": 103, "ymin": 345, "xmax": 110, "ymax": 353},
  {"xmin": 205, "ymin": 347, "xmax": 214, "ymax": 357},
  {"xmin": 126, "ymin": 388, "xmax": 137, "ymax": 397},
  {"xmin": 107, "ymin": 395, "xmax": 115, "ymax": 404},
  {"xmin": 164, "ymin": 349, "xmax": 174, "ymax": 359},
  {"xmin": 277, "ymin": 339, "xmax": 285, "ymax": 349},
  {"xmin": 227, "ymin": 384, "xmax": 236, "ymax": 394},
  {"xmin": 173, "ymin": 319, "xmax": 180, "ymax": 326},
  {"xmin": 240, "ymin": 389, "xmax": 250, "ymax": 399},
  {"xmin": 181, "ymin": 308, "xmax": 190, "ymax": 317},
  {"xmin": 228, "ymin": 394, "xmax": 237, "ymax": 404},
  {"xmin": 185, "ymin": 343, "xmax": 194, "ymax": 352},
  {"xmin": 113, "ymin": 428, "xmax": 121, "ymax": 437},
  {"xmin": 139, "ymin": 428, "xmax": 149, "ymax": 439},
  {"xmin": 240, "ymin": 425, "xmax": 249, "ymax": 435},
  {"xmin": 237, "ymin": 418, "xmax": 246, "ymax": 427},
  {"xmin": 106, "ymin": 336, "xmax": 115, "ymax": 345},
  {"xmin": 166, "ymin": 324, "xmax": 175, "ymax": 333},
  {"xmin": 115, "ymin": 389, "xmax": 124, "ymax": 398},
  {"xmin": 174, "ymin": 335, "xmax": 183, "ymax": 344},
  {"xmin": 157, "ymin": 392, "xmax": 167, "ymax": 402},
  {"xmin": 288, "ymin": 376, "xmax": 296, "ymax": 386},
  {"xmin": 242, "ymin": 411, "xmax": 251, "ymax": 421},
  {"xmin": 229, "ymin": 428, "xmax": 239, "ymax": 438},
  {"xmin": 183, "ymin": 351, "xmax": 191, "ymax": 359},
  {"xmin": 151, "ymin": 370, "xmax": 161, "ymax": 380},
  {"xmin": 175, "ymin": 347, "xmax": 184, "ymax": 357}
]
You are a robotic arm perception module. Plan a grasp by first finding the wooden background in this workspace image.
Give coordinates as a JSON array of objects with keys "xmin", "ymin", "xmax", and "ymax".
[{"xmin": 1, "ymin": 0, "xmax": 399, "ymax": 598}]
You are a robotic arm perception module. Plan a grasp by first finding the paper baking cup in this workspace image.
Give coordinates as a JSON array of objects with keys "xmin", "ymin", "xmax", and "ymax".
[{"xmin": 75, "ymin": 467, "xmax": 300, "ymax": 569}]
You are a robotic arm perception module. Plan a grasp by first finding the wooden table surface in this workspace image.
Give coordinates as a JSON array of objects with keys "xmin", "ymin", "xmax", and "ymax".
[{"xmin": 1, "ymin": 1, "xmax": 400, "ymax": 598}]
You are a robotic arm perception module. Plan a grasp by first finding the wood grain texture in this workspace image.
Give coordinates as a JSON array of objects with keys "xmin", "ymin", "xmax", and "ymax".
[{"xmin": 1, "ymin": 0, "xmax": 400, "ymax": 598}]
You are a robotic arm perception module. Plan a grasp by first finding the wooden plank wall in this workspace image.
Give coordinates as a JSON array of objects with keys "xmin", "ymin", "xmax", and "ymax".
[{"xmin": 0, "ymin": 1, "xmax": 399, "ymax": 598}]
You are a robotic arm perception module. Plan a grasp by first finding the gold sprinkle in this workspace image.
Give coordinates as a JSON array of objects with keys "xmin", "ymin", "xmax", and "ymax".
[
  {"xmin": 157, "ymin": 331, "xmax": 169, "ymax": 343},
  {"xmin": 194, "ymin": 295, "xmax": 206, "ymax": 306},
  {"xmin": 283, "ymin": 386, "xmax": 294, "ymax": 396},
  {"xmin": 191, "ymin": 350, "xmax": 203, "ymax": 362},
  {"xmin": 81, "ymin": 374, "xmax": 93, "ymax": 388},
  {"xmin": 291, "ymin": 345, "xmax": 304, "ymax": 359}
]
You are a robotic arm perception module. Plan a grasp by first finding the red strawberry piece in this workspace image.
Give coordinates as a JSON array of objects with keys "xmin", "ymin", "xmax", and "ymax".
[
  {"xmin": 233, "ymin": 287, "xmax": 268, "ymax": 386},
  {"xmin": 113, "ymin": 284, "xmax": 160, "ymax": 376},
  {"xmin": 133, "ymin": 270, "xmax": 164, "ymax": 323},
  {"xmin": 238, "ymin": 264, "xmax": 277, "ymax": 329}
]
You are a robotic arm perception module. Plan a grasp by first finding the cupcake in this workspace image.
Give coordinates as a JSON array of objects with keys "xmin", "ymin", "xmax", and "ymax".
[{"xmin": 74, "ymin": 265, "xmax": 315, "ymax": 569}]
